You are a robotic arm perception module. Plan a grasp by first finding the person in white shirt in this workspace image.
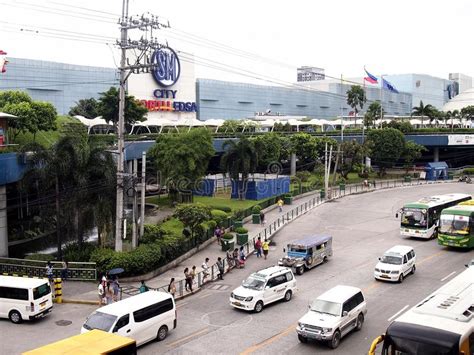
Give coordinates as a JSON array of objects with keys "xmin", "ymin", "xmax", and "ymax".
[{"xmin": 202, "ymin": 258, "xmax": 210, "ymax": 282}]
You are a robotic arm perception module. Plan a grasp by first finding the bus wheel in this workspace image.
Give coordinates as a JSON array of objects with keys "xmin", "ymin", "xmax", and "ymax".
[
  {"xmin": 398, "ymin": 274, "xmax": 404, "ymax": 283},
  {"xmin": 157, "ymin": 325, "xmax": 168, "ymax": 341},
  {"xmin": 9, "ymin": 310, "xmax": 22, "ymax": 324}
]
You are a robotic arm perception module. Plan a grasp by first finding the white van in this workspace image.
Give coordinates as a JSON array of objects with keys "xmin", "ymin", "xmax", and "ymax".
[
  {"xmin": 82, "ymin": 291, "xmax": 176, "ymax": 346},
  {"xmin": 0, "ymin": 275, "xmax": 53, "ymax": 324},
  {"xmin": 374, "ymin": 245, "xmax": 416, "ymax": 283}
]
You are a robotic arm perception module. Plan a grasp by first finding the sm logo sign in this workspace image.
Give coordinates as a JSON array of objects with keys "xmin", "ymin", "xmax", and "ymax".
[{"xmin": 152, "ymin": 47, "xmax": 181, "ymax": 87}]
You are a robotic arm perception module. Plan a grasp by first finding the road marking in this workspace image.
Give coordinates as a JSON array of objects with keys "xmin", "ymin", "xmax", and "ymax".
[
  {"xmin": 363, "ymin": 281, "xmax": 380, "ymax": 293},
  {"xmin": 176, "ymin": 301, "xmax": 189, "ymax": 308},
  {"xmin": 166, "ymin": 327, "xmax": 209, "ymax": 348},
  {"xmin": 417, "ymin": 251, "xmax": 444, "ymax": 266},
  {"xmin": 440, "ymin": 271, "xmax": 456, "ymax": 282},
  {"xmin": 199, "ymin": 292, "xmax": 212, "ymax": 299},
  {"xmin": 388, "ymin": 305, "xmax": 409, "ymax": 321},
  {"xmin": 240, "ymin": 323, "xmax": 296, "ymax": 355}
]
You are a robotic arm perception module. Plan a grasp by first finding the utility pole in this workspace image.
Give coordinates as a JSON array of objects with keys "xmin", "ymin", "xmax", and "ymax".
[
  {"xmin": 114, "ymin": 1, "xmax": 169, "ymax": 251},
  {"xmin": 139, "ymin": 151, "xmax": 146, "ymax": 238}
]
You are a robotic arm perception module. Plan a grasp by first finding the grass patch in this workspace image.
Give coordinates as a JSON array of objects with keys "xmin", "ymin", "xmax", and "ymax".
[
  {"xmin": 160, "ymin": 218, "xmax": 184, "ymax": 235},
  {"xmin": 193, "ymin": 195, "xmax": 265, "ymax": 211},
  {"xmin": 146, "ymin": 195, "xmax": 171, "ymax": 207}
]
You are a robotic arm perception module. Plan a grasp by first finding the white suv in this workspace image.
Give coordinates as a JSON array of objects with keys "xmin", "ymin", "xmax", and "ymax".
[
  {"xmin": 229, "ymin": 266, "xmax": 297, "ymax": 313},
  {"xmin": 374, "ymin": 245, "xmax": 416, "ymax": 283},
  {"xmin": 296, "ymin": 285, "xmax": 367, "ymax": 349}
]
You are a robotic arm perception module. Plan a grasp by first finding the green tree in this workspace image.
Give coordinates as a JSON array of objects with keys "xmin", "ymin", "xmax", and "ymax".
[
  {"xmin": 364, "ymin": 101, "xmax": 384, "ymax": 129},
  {"xmin": 385, "ymin": 120, "xmax": 413, "ymax": 133},
  {"xmin": 68, "ymin": 98, "xmax": 100, "ymax": 118},
  {"xmin": 174, "ymin": 203, "xmax": 211, "ymax": 238},
  {"xmin": 460, "ymin": 105, "xmax": 474, "ymax": 122},
  {"xmin": 98, "ymin": 87, "xmax": 147, "ymax": 126},
  {"xmin": 367, "ymin": 128, "xmax": 405, "ymax": 176},
  {"xmin": 402, "ymin": 141, "xmax": 426, "ymax": 172},
  {"xmin": 221, "ymin": 137, "xmax": 258, "ymax": 200},
  {"xmin": 411, "ymin": 100, "xmax": 434, "ymax": 127},
  {"xmin": 346, "ymin": 85, "xmax": 366, "ymax": 118},
  {"xmin": 252, "ymin": 133, "xmax": 285, "ymax": 172},
  {"xmin": 339, "ymin": 139, "xmax": 372, "ymax": 178},
  {"xmin": 149, "ymin": 129, "xmax": 215, "ymax": 202}
]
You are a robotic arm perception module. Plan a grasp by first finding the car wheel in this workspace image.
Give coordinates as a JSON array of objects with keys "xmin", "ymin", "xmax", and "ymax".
[
  {"xmin": 323, "ymin": 256, "xmax": 328, "ymax": 263},
  {"xmin": 284, "ymin": 290, "xmax": 292, "ymax": 302},
  {"xmin": 398, "ymin": 273, "xmax": 404, "ymax": 283},
  {"xmin": 157, "ymin": 325, "xmax": 168, "ymax": 341},
  {"xmin": 329, "ymin": 330, "xmax": 341, "ymax": 349},
  {"xmin": 254, "ymin": 301, "xmax": 264, "ymax": 313},
  {"xmin": 296, "ymin": 266, "xmax": 304, "ymax": 275},
  {"xmin": 9, "ymin": 310, "xmax": 22, "ymax": 324},
  {"xmin": 411, "ymin": 265, "xmax": 416, "ymax": 274},
  {"xmin": 298, "ymin": 334, "xmax": 308, "ymax": 343},
  {"xmin": 356, "ymin": 313, "xmax": 364, "ymax": 331}
]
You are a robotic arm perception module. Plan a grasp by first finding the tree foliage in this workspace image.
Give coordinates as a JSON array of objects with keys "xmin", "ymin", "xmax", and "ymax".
[
  {"xmin": 461, "ymin": 105, "xmax": 474, "ymax": 120},
  {"xmin": 339, "ymin": 139, "xmax": 372, "ymax": 178},
  {"xmin": 68, "ymin": 98, "xmax": 100, "ymax": 118},
  {"xmin": 97, "ymin": 87, "xmax": 147, "ymax": 126},
  {"xmin": 252, "ymin": 133, "xmax": 285, "ymax": 172},
  {"xmin": 149, "ymin": 128, "xmax": 215, "ymax": 197},
  {"xmin": 364, "ymin": 101, "xmax": 384, "ymax": 128},
  {"xmin": 411, "ymin": 100, "xmax": 434, "ymax": 125},
  {"xmin": 402, "ymin": 140, "xmax": 427, "ymax": 170},
  {"xmin": 367, "ymin": 128, "xmax": 405, "ymax": 175},
  {"xmin": 174, "ymin": 203, "xmax": 211, "ymax": 237},
  {"xmin": 346, "ymin": 85, "xmax": 366, "ymax": 116}
]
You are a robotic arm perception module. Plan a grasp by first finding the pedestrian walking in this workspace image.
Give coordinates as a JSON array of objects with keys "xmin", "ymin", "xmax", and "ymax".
[
  {"xmin": 214, "ymin": 226, "xmax": 222, "ymax": 245},
  {"xmin": 168, "ymin": 278, "xmax": 176, "ymax": 298},
  {"xmin": 262, "ymin": 239, "xmax": 270, "ymax": 260},
  {"xmin": 255, "ymin": 237, "xmax": 263, "ymax": 258},
  {"xmin": 60, "ymin": 260, "xmax": 69, "ymax": 281},
  {"xmin": 277, "ymin": 198, "xmax": 284, "ymax": 212},
  {"xmin": 260, "ymin": 211, "xmax": 265, "ymax": 226},
  {"xmin": 217, "ymin": 257, "xmax": 224, "ymax": 280},
  {"xmin": 239, "ymin": 246, "xmax": 246, "ymax": 268},
  {"xmin": 184, "ymin": 268, "xmax": 193, "ymax": 292},
  {"xmin": 233, "ymin": 248, "xmax": 240, "ymax": 269},
  {"xmin": 226, "ymin": 249, "xmax": 233, "ymax": 271},
  {"xmin": 105, "ymin": 282, "xmax": 114, "ymax": 305},
  {"xmin": 97, "ymin": 280, "xmax": 105, "ymax": 305},
  {"xmin": 112, "ymin": 276, "xmax": 120, "ymax": 302},
  {"xmin": 191, "ymin": 265, "xmax": 197, "ymax": 285},
  {"xmin": 139, "ymin": 280, "xmax": 149, "ymax": 293},
  {"xmin": 202, "ymin": 258, "xmax": 210, "ymax": 282},
  {"xmin": 45, "ymin": 261, "xmax": 54, "ymax": 284}
]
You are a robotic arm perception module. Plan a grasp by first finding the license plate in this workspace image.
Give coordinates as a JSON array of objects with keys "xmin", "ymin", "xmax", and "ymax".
[
  {"xmin": 40, "ymin": 301, "xmax": 46, "ymax": 309},
  {"xmin": 233, "ymin": 302, "xmax": 242, "ymax": 306},
  {"xmin": 381, "ymin": 274, "xmax": 390, "ymax": 278}
]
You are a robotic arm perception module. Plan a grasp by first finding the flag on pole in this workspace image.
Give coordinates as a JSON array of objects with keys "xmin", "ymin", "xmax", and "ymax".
[
  {"xmin": 382, "ymin": 78, "xmax": 399, "ymax": 93},
  {"xmin": 364, "ymin": 67, "xmax": 378, "ymax": 84},
  {"xmin": 0, "ymin": 50, "xmax": 7, "ymax": 55},
  {"xmin": 0, "ymin": 50, "xmax": 8, "ymax": 73}
]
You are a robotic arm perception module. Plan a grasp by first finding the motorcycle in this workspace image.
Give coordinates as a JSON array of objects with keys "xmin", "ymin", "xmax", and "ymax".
[{"xmin": 458, "ymin": 175, "xmax": 472, "ymax": 183}]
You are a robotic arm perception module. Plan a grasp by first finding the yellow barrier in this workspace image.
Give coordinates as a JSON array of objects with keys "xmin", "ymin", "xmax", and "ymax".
[
  {"xmin": 368, "ymin": 335, "xmax": 384, "ymax": 355},
  {"xmin": 54, "ymin": 278, "xmax": 62, "ymax": 304}
]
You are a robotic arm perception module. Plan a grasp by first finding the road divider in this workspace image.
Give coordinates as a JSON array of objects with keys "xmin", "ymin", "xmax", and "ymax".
[{"xmin": 440, "ymin": 271, "xmax": 456, "ymax": 282}]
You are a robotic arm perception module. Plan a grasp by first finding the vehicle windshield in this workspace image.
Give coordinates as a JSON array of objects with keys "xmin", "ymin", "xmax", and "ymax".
[
  {"xmin": 33, "ymin": 283, "xmax": 51, "ymax": 300},
  {"xmin": 242, "ymin": 276, "xmax": 265, "ymax": 290},
  {"xmin": 310, "ymin": 299, "xmax": 341, "ymax": 316},
  {"xmin": 380, "ymin": 254, "xmax": 403, "ymax": 265},
  {"xmin": 289, "ymin": 246, "xmax": 307, "ymax": 253},
  {"xmin": 401, "ymin": 208, "xmax": 427, "ymax": 227},
  {"xmin": 439, "ymin": 214, "xmax": 470, "ymax": 234},
  {"xmin": 83, "ymin": 311, "xmax": 117, "ymax": 332}
]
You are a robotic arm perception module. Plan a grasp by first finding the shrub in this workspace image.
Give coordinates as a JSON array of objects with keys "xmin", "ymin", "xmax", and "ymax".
[
  {"xmin": 235, "ymin": 227, "xmax": 248, "ymax": 234},
  {"xmin": 232, "ymin": 209, "xmax": 245, "ymax": 220},
  {"xmin": 222, "ymin": 233, "xmax": 234, "ymax": 240},
  {"xmin": 252, "ymin": 205, "xmax": 262, "ymax": 214},
  {"xmin": 209, "ymin": 205, "xmax": 232, "ymax": 213},
  {"xmin": 463, "ymin": 168, "xmax": 474, "ymax": 175},
  {"xmin": 25, "ymin": 253, "xmax": 55, "ymax": 262},
  {"xmin": 284, "ymin": 193, "xmax": 292, "ymax": 198},
  {"xmin": 62, "ymin": 242, "xmax": 97, "ymax": 262},
  {"xmin": 141, "ymin": 224, "xmax": 167, "ymax": 245},
  {"xmin": 211, "ymin": 209, "xmax": 228, "ymax": 225},
  {"xmin": 295, "ymin": 171, "xmax": 312, "ymax": 182},
  {"xmin": 207, "ymin": 220, "xmax": 217, "ymax": 230}
]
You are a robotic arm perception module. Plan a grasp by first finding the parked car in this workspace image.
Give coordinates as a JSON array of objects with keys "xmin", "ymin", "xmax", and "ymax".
[
  {"xmin": 296, "ymin": 285, "xmax": 367, "ymax": 349},
  {"xmin": 278, "ymin": 235, "xmax": 333, "ymax": 275},
  {"xmin": 374, "ymin": 245, "xmax": 416, "ymax": 283},
  {"xmin": 229, "ymin": 266, "xmax": 296, "ymax": 313}
]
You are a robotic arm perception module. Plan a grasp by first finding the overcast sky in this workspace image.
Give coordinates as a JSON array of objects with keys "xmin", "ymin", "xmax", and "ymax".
[{"xmin": 1, "ymin": 0, "xmax": 473, "ymax": 86}]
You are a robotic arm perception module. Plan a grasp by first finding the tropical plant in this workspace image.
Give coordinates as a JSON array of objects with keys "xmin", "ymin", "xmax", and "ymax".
[
  {"xmin": 174, "ymin": 203, "xmax": 212, "ymax": 238},
  {"xmin": 364, "ymin": 102, "xmax": 384, "ymax": 129},
  {"xmin": 68, "ymin": 98, "xmax": 100, "ymax": 118},
  {"xmin": 97, "ymin": 87, "xmax": 148, "ymax": 126},
  {"xmin": 339, "ymin": 139, "xmax": 372, "ymax": 178},
  {"xmin": 402, "ymin": 141, "xmax": 427, "ymax": 172},
  {"xmin": 346, "ymin": 85, "xmax": 366, "ymax": 118},
  {"xmin": 411, "ymin": 100, "xmax": 434, "ymax": 127},
  {"xmin": 367, "ymin": 128, "xmax": 405, "ymax": 176},
  {"xmin": 251, "ymin": 133, "xmax": 285, "ymax": 172},
  {"xmin": 221, "ymin": 137, "xmax": 258, "ymax": 199}
]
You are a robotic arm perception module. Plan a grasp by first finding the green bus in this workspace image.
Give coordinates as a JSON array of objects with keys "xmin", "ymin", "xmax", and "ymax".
[{"xmin": 438, "ymin": 203, "xmax": 474, "ymax": 248}]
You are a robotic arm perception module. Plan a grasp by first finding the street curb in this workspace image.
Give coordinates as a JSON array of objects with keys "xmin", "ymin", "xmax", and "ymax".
[{"xmin": 62, "ymin": 299, "xmax": 98, "ymax": 305}]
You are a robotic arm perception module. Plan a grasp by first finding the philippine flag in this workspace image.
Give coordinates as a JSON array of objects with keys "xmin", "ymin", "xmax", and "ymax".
[
  {"xmin": 0, "ymin": 50, "xmax": 8, "ymax": 73},
  {"xmin": 364, "ymin": 68, "xmax": 378, "ymax": 84}
]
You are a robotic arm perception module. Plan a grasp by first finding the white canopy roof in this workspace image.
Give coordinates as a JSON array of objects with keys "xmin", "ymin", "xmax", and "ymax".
[
  {"xmin": 74, "ymin": 115, "xmax": 113, "ymax": 127},
  {"xmin": 0, "ymin": 112, "xmax": 17, "ymax": 118}
]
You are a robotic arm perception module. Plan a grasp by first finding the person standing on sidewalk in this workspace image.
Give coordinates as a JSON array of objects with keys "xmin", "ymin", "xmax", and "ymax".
[
  {"xmin": 233, "ymin": 248, "xmax": 240, "ymax": 269},
  {"xmin": 112, "ymin": 276, "xmax": 120, "ymax": 302},
  {"xmin": 139, "ymin": 280, "xmax": 149, "ymax": 293},
  {"xmin": 45, "ymin": 261, "xmax": 54, "ymax": 285},
  {"xmin": 262, "ymin": 239, "xmax": 270, "ymax": 260},
  {"xmin": 239, "ymin": 246, "xmax": 246, "ymax": 268},
  {"xmin": 217, "ymin": 257, "xmax": 224, "ymax": 280},
  {"xmin": 255, "ymin": 237, "xmax": 263, "ymax": 258},
  {"xmin": 97, "ymin": 280, "xmax": 105, "ymax": 306},
  {"xmin": 202, "ymin": 258, "xmax": 210, "ymax": 282},
  {"xmin": 191, "ymin": 265, "xmax": 197, "ymax": 286},
  {"xmin": 168, "ymin": 278, "xmax": 176, "ymax": 298},
  {"xmin": 260, "ymin": 211, "xmax": 265, "ymax": 226},
  {"xmin": 105, "ymin": 282, "xmax": 114, "ymax": 305},
  {"xmin": 60, "ymin": 260, "xmax": 69, "ymax": 281},
  {"xmin": 226, "ymin": 249, "xmax": 233, "ymax": 271},
  {"xmin": 214, "ymin": 226, "xmax": 222, "ymax": 245},
  {"xmin": 184, "ymin": 268, "xmax": 193, "ymax": 292},
  {"xmin": 277, "ymin": 198, "xmax": 284, "ymax": 212}
]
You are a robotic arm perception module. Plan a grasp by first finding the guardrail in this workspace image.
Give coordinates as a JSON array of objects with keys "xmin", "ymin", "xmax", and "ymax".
[
  {"xmin": 0, "ymin": 258, "xmax": 97, "ymax": 281},
  {"xmin": 152, "ymin": 177, "xmax": 451, "ymax": 299}
]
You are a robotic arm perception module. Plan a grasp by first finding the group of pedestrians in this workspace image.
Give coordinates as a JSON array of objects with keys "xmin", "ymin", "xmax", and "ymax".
[
  {"xmin": 45, "ymin": 259, "xmax": 70, "ymax": 284},
  {"xmin": 254, "ymin": 237, "xmax": 270, "ymax": 259},
  {"xmin": 97, "ymin": 273, "xmax": 120, "ymax": 305},
  {"xmin": 214, "ymin": 225, "xmax": 226, "ymax": 245}
]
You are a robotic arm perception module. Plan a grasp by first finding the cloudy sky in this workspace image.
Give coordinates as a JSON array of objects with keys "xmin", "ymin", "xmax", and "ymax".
[{"xmin": 1, "ymin": 0, "xmax": 473, "ymax": 85}]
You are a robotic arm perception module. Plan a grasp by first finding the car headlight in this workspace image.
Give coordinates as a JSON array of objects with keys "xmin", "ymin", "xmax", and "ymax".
[
  {"xmin": 375, "ymin": 268, "xmax": 380, "ymax": 272},
  {"xmin": 298, "ymin": 322, "xmax": 304, "ymax": 328},
  {"xmin": 391, "ymin": 271, "xmax": 399, "ymax": 274},
  {"xmin": 244, "ymin": 296, "xmax": 253, "ymax": 302},
  {"xmin": 322, "ymin": 328, "xmax": 332, "ymax": 333},
  {"xmin": 230, "ymin": 292, "xmax": 235, "ymax": 298}
]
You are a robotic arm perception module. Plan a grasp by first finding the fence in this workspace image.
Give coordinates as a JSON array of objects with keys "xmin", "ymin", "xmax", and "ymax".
[
  {"xmin": 0, "ymin": 258, "xmax": 97, "ymax": 281},
  {"xmin": 153, "ymin": 177, "xmax": 449, "ymax": 298}
]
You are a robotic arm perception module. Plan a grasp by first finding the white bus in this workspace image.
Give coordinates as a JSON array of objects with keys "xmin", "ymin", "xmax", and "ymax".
[
  {"xmin": 368, "ymin": 267, "xmax": 474, "ymax": 355},
  {"xmin": 398, "ymin": 193, "xmax": 471, "ymax": 239},
  {"xmin": 0, "ymin": 275, "xmax": 53, "ymax": 324}
]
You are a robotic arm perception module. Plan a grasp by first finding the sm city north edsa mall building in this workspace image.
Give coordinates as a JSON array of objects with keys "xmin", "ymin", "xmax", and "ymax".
[{"xmin": 128, "ymin": 47, "xmax": 198, "ymax": 122}]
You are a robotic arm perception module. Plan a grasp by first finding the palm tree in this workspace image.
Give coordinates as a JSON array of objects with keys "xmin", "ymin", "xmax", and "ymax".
[
  {"xmin": 221, "ymin": 138, "xmax": 258, "ymax": 200},
  {"xmin": 411, "ymin": 100, "xmax": 434, "ymax": 127},
  {"xmin": 346, "ymin": 85, "xmax": 367, "ymax": 139}
]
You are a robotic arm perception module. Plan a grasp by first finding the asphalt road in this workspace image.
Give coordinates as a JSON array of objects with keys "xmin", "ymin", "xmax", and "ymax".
[{"xmin": 2, "ymin": 183, "xmax": 473, "ymax": 355}]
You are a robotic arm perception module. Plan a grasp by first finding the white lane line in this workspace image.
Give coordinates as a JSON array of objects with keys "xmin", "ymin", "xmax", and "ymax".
[
  {"xmin": 440, "ymin": 271, "xmax": 456, "ymax": 282},
  {"xmin": 388, "ymin": 305, "xmax": 409, "ymax": 322}
]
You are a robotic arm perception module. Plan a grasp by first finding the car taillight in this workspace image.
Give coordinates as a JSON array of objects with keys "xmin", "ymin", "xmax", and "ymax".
[{"xmin": 30, "ymin": 302, "xmax": 35, "ymax": 312}]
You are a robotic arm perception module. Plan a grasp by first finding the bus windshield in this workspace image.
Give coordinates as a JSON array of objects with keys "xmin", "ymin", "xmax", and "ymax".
[
  {"xmin": 401, "ymin": 208, "xmax": 427, "ymax": 227},
  {"xmin": 440, "ymin": 214, "xmax": 470, "ymax": 235}
]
